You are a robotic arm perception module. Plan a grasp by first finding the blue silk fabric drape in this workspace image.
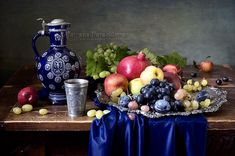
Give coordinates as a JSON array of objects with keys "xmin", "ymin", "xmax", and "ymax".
[{"xmin": 88, "ymin": 106, "xmax": 207, "ymax": 156}]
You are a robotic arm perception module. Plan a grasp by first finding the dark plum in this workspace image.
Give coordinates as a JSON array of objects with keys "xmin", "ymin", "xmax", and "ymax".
[
  {"xmin": 196, "ymin": 91, "xmax": 209, "ymax": 102},
  {"xmin": 154, "ymin": 99, "xmax": 171, "ymax": 113},
  {"xmin": 119, "ymin": 96, "xmax": 131, "ymax": 107}
]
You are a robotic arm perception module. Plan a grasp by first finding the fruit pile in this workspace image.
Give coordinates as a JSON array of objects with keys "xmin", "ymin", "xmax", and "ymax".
[
  {"xmin": 119, "ymin": 79, "xmax": 177, "ymax": 113},
  {"xmin": 92, "ymin": 49, "xmax": 221, "ymax": 116},
  {"xmin": 115, "ymin": 78, "xmax": 212, "ymax": 114}
]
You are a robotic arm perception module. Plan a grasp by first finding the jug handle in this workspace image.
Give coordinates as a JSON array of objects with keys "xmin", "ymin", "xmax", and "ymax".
[
  {"xmin": 32, "ymin": 31, "xmax": 50, "ymax": 61},
  {"xmin": 32, "ymin": 18, "xmax": 49, "ymax": 61}
]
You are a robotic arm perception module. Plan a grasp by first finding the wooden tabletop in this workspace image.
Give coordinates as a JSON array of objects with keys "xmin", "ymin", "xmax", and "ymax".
[{"xmin": 0, "ymin": 65, "xmax": 235, "ymax": 131}]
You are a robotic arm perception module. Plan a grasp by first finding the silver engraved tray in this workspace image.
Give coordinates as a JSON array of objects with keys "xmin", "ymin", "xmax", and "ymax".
[{"xmin": 96, "ymin": 87, "xmax": 227, "ymax": 118}]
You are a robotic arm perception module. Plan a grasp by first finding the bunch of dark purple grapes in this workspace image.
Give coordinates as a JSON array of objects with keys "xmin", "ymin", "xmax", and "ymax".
[{"xmin": 135, "ymin": 78, "xmax": 184, "ymax": 112}]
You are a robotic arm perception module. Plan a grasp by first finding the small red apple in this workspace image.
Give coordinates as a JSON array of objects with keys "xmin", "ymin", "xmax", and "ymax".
[
  {"xmin": 200, "ymin": 60, "xmax": 214, "ymax": 72},
  {"xmin": 17, "ymin": 87, "xmax": 38, "ymax": 105},
  {"xmin": 163, "ymin": 64, "xmax": 181, "ymax": 75},
  {"xmin": 164, "ymin": 72, "xmax": 181, "ymax": 91},
  {"xmin": 104, "ymin": 73, "xmax": 128, "ymax": 96}
]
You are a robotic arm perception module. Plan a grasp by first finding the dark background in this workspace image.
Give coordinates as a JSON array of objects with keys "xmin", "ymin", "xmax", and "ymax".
[{"xmin": 1, "ymin": 0, "xmax": 235, "ymax": 86}]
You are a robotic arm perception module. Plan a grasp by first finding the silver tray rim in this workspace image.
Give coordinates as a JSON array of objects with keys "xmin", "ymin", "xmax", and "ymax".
[{"xmin": 96, "ymin": 87, "xmax": 227, "ymax": 118}]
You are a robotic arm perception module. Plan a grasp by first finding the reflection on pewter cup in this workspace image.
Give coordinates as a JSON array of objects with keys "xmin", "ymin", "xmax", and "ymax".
[{"xmin": 64, "ymin": 79, "xmax": 88, "ymax": 117}]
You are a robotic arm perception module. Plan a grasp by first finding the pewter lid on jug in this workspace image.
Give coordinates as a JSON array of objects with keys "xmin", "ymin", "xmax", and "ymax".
[{"xmin": 47, "ymin": 19, "xmax": 70, "ymax": 26}]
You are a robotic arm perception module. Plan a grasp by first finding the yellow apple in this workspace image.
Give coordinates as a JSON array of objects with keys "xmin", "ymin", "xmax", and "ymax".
[
  {"xmin": 129, "ymin": 78, "xmax": 144, "ymax": 95},
  {"xmin": 140, "ymin": 66, "xmax": 164, "ymax": 85}
]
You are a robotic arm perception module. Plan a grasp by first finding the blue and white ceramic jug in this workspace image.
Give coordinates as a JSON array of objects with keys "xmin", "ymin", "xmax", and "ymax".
[{"xmin": 32, "ymin": 18, "xmax": 80, "ymax": 104}]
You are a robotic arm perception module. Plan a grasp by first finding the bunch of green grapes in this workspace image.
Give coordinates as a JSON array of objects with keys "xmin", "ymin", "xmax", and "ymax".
[
  {"xmin": 86, "ymin": 43, "xmax": 131, "ymax": 80},
  {"xmin": 183, "ymin": 78, "xmax": 208, "ymax": 92}
]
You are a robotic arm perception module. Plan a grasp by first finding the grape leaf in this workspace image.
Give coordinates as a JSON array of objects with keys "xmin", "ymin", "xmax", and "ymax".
[
  {"xmin": 140, "ymin": 49, "xmax": 187, "ymax": 68},
  {"xmin": 141, "ymin": 48, "xmax": 160, "ymax": 66},
  {"xmin": 86, "ymin": 50, "xmax": 95, "ymax": 76},
  {"xmin": 158, "ymin": 51, "xmax": 187, "ymax": 68},
  {"xmin": 114, "ymin": 47, "xmax": 133, "ymax": 63}
]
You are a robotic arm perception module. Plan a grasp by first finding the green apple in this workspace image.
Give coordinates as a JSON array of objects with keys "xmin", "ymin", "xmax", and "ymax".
[
  {"xmin": 129, "ymin": 78, "xmax": 144, "ymax": 95},
  {"xmin": 140, "ymin": 66, "xmax": 164, "ymax": 85}
]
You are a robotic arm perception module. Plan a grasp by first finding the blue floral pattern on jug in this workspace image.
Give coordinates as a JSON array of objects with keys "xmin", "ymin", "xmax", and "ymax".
[{"xmin": 32, "ymin": 18, "xmax": 80, "ymax": 104}]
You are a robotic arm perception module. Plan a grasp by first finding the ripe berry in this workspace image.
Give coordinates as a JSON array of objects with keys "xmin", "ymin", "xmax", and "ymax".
[
  {"xmin": 157, "ymin": 94, "xmax": 163, "ymax": 99},
  {"xmin": 140, "ymin": 87, "xmax": 148, "ymax": 94},
  {"xmin": 96, "ymin": 110, "xmax": 104, "ymax": 119},
  {"xmin": 173, "ymin": 100, "xmax": 184, "ymax": 112},
  {"xmin": 140, "ymin": 105, "xmax": 150, "ymax": 112},
  {"xmin": 163, "ymin": 95, "xmax": 170, "ymax": 102},
  {"xmin": 150, "ymin": 79, "xmax": 160, "ymax": 87},
  {"xmin": 201, "ymin": 79, "xmax": 208, "ymax": 87},
  {"xmin": 216, "ymin": 79, "xmax": 222, "ymax": 85},
  {"xmin": 128, "ymin": 101, "xmax": 139, "ymax": 110},
  {"xmin": 143, "ymin": 91, "xmax": 154, "ymax": 100},
  {"xmin": 159, "ymin": 82, "xmax": 165, "ymax": 88},
  {"xmin": 190, "ymin": 72, "xmax": 197, "ymax": 77},
  {"xmin": 187, "ymin": 79, "xmax": 193, "ymax": 85},
  {"xmin": 136, "ymin": 94, "xmax": 146, "ymax": 105},
  {"xmin": 222, "ymin": 76, "xmax": 229, "ymax": 82},
  {"xmin": 194, "ymin": 81, "xmax": 200, "ymax": 88},
  {"xmin": 128, "ymin": 113, "xmax": 135, "ymax": 120}
]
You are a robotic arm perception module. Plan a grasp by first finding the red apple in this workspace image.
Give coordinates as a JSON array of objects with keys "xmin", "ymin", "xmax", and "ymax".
[
  {"xmin": 163, "ymin": 64, "xmax": 181, "ymax": 75},
  {"xmin": 17, "ymin": 87, "xmax": 38, "ymax": 105},
  {"xmin": 164, "ymin": 72, "xmax": 181, "ymax": 91},
  {"xmin": 104, "ymin": 73, "xmax": 128, "ymax": 96},
  {"xmin": 200, "ymin": 60, "xmax": 214, "ymax": 72}
]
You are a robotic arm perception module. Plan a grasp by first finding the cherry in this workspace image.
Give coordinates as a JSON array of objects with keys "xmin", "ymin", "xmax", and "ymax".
[
  {"xmin": 190, "ymin": 72, "xmax": 197, "ymax": 77},
  {"xmin": 222, "ymin": 76, "xmax": 229, "ymax": 82},
  {"xmin": 216, "ymin": 79, "xmax": 222, "ymax": 85}
]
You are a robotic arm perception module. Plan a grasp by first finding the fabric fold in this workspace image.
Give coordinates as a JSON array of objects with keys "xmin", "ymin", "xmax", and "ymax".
[{"xmin": 88, "ymin": 106, "xmax": 207, "ymax": 156}]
